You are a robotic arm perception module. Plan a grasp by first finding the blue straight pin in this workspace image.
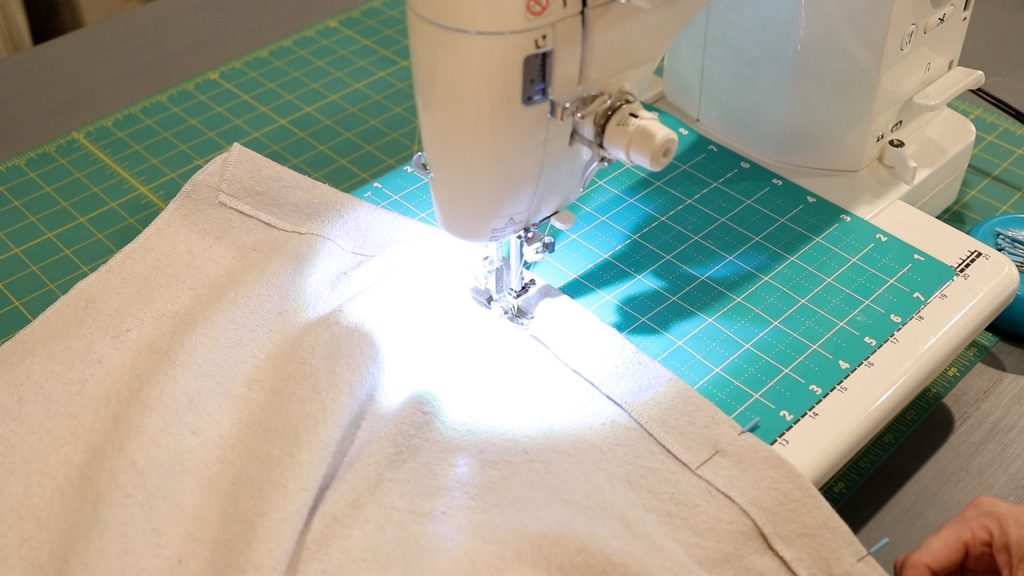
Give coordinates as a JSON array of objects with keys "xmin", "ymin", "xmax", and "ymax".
[
  {"xmin": 996, "ymin": 242, "xmax": 1024, "ymax": 257},
  {"xmin": 738, "ymin": 416, "xmax": 761, "ymax": 435},
  {"xmin": 996, "ymin": 229, "xmax": 1024, "ymax": 250},
  {"xmin": 868, "ymin": 537, "xmax": 892, "ymax": 554},
  {"xmin": 859, "ymin": 536, "xmax": 892, "ymax": 561},
  {"xmin": 996, "ymin": 227, "xmax": 1024, "ymax": 240},
  {"xmin": 997, "ymin": 242, "xmax": 1024, "ymax": 256},
  {"xmin": 997, "ymin": 244, "xmax": 1024, "ymax": 270},
  {"xmin": 994, "ymin": 228, "xmax": 1024, "ymax": 271}
]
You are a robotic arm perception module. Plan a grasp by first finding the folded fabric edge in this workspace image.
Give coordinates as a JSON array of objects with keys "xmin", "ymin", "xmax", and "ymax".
[
  {"xmin": 525, "ymin": 285, "xmax": 884, "ymax": 575},
  {"xmin": 216, "ymin": 144, "xmax": 433, "ymax": 258}
]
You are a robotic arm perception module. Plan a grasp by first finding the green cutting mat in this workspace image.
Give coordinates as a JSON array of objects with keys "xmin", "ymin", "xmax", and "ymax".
[
  {"xmin": 1, "ymin": 0, "xmax": 1021, "ymax": 499},
  {"xmin": 943, "ymin": 99, "xmax": 1024, "ymax": 229},
  {"xmin": 0, "ymin": 1, "xmax": 415, "ymax": 335}
]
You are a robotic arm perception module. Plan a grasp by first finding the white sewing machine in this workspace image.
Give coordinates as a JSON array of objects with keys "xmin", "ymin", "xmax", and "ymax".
[{"xmin": 405, "ymin": 0, "xmax": 1019, "ymax": 485}]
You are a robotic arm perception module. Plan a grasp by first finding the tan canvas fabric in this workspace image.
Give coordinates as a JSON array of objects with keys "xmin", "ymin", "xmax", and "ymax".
[{"xmin": 0, "ymin": 145, "xmax": 884, "ymax": 575}]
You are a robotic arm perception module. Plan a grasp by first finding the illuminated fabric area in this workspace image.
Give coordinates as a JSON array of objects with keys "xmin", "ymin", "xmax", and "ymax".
[{"xmin": 0, "ymin": 146, "xmax": 882, "ymax": 575}]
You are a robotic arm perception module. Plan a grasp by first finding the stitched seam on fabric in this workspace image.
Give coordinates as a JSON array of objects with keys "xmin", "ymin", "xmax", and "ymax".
[
  {"xmin": 217, "ymin": 193, "xmax": 379, "ymax": 258},
  {"xmin": 218, "ymin": 144, "xmax": 382, "ymax": 258},
  {"xmin": 528, "ymin": 332, "xmax": 805, "ymax": 576}
]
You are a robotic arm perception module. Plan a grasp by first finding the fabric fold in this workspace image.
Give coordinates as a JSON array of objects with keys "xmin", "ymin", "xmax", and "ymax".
[{"xmin": 217, "ymin": 144, "xmax": 425, "ymax": 257}]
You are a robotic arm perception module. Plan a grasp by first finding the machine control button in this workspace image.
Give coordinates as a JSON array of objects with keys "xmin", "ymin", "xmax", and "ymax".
[
  {"xmin": 882, "ymin": 138, "xmax": 918, "ymax": 185},
  {"xmin": 900, "ymin": 24, "xmax": 917, "ymax": 52},
  {"xmin": 603, "ymin": 104, "xmax": 678, "ymax": 172}
]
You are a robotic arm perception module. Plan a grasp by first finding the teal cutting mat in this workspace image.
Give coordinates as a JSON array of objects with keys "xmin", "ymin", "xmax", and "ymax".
[
  {"xmin": 354, "ymin": 110, "xmax": 953, "ymax": 443},
  {"xmin": 0, "ymin": 0, "xmax": 1021, "ymax": 462}
]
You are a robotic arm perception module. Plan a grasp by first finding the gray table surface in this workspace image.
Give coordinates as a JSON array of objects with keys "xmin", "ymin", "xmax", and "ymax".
[{"xmin": 1, "ymin": 0, "xmax": 1022, "ymax": 572}]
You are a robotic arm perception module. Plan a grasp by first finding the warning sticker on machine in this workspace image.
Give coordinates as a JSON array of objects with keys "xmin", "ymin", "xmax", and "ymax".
[
  {"xmin": 525, "ymin": 0, "xmax": 550, "ymax": 19},
  {"xmin": 489, "ymin": 213, "xmax": 528, "ymax": 241}
]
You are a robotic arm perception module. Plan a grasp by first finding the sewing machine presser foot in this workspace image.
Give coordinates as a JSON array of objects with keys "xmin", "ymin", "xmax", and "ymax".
[{"xmin": 472, "ymin": 226, "xmax": 555, "ymax": 325}]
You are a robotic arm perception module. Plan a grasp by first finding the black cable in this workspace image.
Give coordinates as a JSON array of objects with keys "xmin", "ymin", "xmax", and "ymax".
[
  {"xmin": 974, "ymin": 88, "xmax": 1020, "ymax": 115},
  {"xmin": 973, "ymin": 91, "xmax": 1023, "ymax": 122},
  {"xmin": 969, "ymin": 88, "xmax": 1024, "ymax": 125},
  {"xmin": 970, "ymin": 89, "xmax": 1023, "ymax": 123}
]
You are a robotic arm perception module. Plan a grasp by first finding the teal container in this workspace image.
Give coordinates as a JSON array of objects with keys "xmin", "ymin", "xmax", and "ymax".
[{"xmin": 970, "ymin": 215, "xmax": 1024, "ymax": 340}]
